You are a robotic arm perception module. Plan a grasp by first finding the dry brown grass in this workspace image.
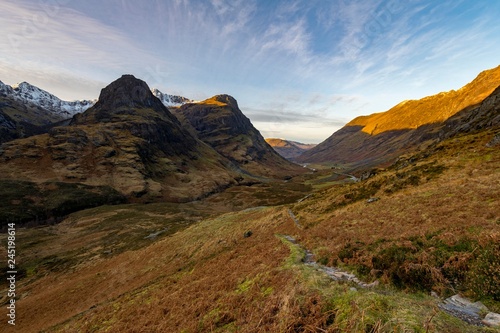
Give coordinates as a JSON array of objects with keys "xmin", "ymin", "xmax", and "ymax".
[
  {"xmin": 0, "ymin": 129, "xmax": 497, "ymax": 332},
  {"xmin": 293, "ymin": 130, "xmax": 499, "ymax": 299},
  {"xmin": 1, "ymin": 207, "xmax": 309, "ymax": 332}
]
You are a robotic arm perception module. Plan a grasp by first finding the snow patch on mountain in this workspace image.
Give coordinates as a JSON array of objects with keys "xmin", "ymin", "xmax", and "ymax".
[
  {"xmin": 151, "ymin": 88, "xmax": 193, "ymax": 107},
  {"xmin": 0, "ymin": 80, "xmax": 193, "ymax": 119},
  {"xmin": 0, "ymin": 81, "xmax": 97, "ymax": 118}
]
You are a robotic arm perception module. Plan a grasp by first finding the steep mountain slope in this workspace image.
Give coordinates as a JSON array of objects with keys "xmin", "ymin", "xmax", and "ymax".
[
  {"xmin": 174, "ymin": 95, "xmax": 306, "ymax": 178},
  {"xmin": 298, "ymin": 65, "xmax": 500, "ymax": 169},
  {"xmin": 265, "ymin": 138, "xmax": 316, "ymax": 160},
  {"xmin": 0, "ymin": 75, "xmax": 241, "ymax": 209}
]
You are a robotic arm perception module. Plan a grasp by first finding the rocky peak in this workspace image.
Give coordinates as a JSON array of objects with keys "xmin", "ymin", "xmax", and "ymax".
[
  {"xmin": 212, "ymin": 94, "xmax": 239, "ymax": 108},
  {"xmin": 94, "ymin": 74, "xmax": 163, "ymax": 110},
  {"xmin": 72, "ymin": 75, "xmax": 184, "ymax": 127}
]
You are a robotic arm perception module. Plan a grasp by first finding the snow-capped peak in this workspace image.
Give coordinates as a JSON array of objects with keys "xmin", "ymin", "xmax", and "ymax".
[
  {"xmin": 0, "ymin": 80, "xmax": 193, "ymax": 119},
  {"xmin": 1, "ymin": 81, "xmax": 97, "ymax": 118}
]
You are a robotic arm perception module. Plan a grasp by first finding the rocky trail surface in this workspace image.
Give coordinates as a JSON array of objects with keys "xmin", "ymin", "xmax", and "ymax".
[{"xmin": 282, "ymin": 234, "xmax": 500, "ymax": 328}]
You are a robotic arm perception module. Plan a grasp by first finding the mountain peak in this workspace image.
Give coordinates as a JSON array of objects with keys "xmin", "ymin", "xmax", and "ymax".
[
  {"xmin": 72, "ymin": 75, "xmax": 178, "ymax": 125},
  {"xmin": 213, "ymin": 94, "xmax": 238, "ymax": 107},
  {"xmin": 199, "ymin": 94, "xmax": 239, "ymax": 108},
  {"xmin": 95, "ymin": 74, "xmax": 159, "ymax": 109}
]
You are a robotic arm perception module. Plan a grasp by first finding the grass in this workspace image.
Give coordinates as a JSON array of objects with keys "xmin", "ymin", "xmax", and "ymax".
[{"xmin": 293, "ymin": 130, "xmax": 499, "ymax": 305}]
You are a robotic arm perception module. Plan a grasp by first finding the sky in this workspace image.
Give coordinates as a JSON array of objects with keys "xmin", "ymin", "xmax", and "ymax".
[{"xmin": 1, "ymin": 0, "xmax": 499, "ymax": 143}]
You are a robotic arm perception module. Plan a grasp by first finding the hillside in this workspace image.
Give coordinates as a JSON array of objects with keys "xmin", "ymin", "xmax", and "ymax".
[
  {"xmin": 265, "ymin": 138, "xmax": 316, "ymax": 160},
  {"xmin": 174, "ymin": 95, "xmax": 306, "ymax": 179},
  {"xmin": 2, "ymin": 124, "xmax": 498, "ymax": 332},
  {"xmin": 297, "ymin": 65, "xmax": 500, "ymax": 169}
]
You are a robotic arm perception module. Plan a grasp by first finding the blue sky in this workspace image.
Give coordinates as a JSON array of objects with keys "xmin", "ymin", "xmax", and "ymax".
[{"xmin": 1, "ymin": 0, "xmax": 499, "ymax": 143}]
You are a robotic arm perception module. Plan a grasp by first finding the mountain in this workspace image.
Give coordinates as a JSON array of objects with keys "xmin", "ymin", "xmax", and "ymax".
[
  {"xmin": 297, "ymin": 65, "xmax": 500, "ymax": 169},
  {"xmin": 0, "ymin": 80, "xmax": 193, "ymax": 116},
  {"xmin": 0, "ymin": 80, "xmax": 96, "ymax": 118},
  {"xmin": 173, "ymin": 95, "xmax": 306, "ymax": 179},
  {"xmin": 0, "ymin": 75, "xmax": 242, "ymax": 221},
  {"xmin": 0, "ymin": 85, "xmax": 67, "ymax": 144},
  {"xmin": 0, "ymin": 80, "xmax": 193, "ymax": 145},
  {"xmin": 265, "ymin": 138, "xmax": 316, "ymax": 160}
]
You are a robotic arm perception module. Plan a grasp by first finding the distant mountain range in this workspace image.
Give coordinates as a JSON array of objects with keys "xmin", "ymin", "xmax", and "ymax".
[
  {"xmin": 0, "ymin": 80, "xmax": 96, "ymax": 118},
  {"xmin": 265, "ymin": 138, "xmax": 316, "ymax": 160},
  {"xmin": 297, "ymin": 65, "xmax": 500, "ymax": 170}
]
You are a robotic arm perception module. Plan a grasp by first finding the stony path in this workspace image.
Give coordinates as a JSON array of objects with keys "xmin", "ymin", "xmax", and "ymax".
[
  {"xmin": 287, "ymin": 209, "xmax": 302, "ymax": 229},
  {"xmin": 282, "ymin": 235, "xmax": 500, "ymax": 327},
  {"xmin": 438, "ymin": 295, "xmax": 486, "ymax": 326},
  {"xmin": 282, "ymin": 235, "xmax": 378, "ymax": 289}
]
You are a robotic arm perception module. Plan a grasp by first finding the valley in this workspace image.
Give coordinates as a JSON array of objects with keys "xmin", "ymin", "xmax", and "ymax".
[{"xmin": 0, "ymin": 67, "xmax": 499, "ymax": 332}]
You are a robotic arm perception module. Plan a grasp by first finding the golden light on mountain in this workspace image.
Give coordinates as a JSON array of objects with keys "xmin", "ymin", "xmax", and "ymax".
[{"xmin": 348, "ymin": 65, "xmax": 500, "ymax": 135}]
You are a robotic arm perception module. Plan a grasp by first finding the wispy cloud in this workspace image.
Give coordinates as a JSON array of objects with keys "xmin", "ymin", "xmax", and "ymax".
[
  {"xmin": 258, "ymin": 19, "xmax": 312, "ymax": 61},
  {"xmin": 0, "ymin": 1, "xmax": 165, "ymax": 96},
  {"xmin": 1, "ymin": 0, "xmax": 499, "ymax": 142}
]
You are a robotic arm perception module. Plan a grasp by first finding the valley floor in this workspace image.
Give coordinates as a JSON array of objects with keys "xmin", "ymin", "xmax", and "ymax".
[{"xmin": 1, "ymin": 130, "xmax": 499, "ymax": 332}]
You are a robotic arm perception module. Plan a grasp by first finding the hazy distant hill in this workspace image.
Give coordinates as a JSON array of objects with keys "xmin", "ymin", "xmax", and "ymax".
[
  {"xmin": 265, "ymin": 138, "xmax": 316, "ymax": 160},
  {"xmin": 297, "ymin": 65, "xmax": 500, "ymax": 169}
]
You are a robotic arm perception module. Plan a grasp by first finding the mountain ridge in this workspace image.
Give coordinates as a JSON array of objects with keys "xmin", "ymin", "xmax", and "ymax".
[
  {"xmin": 0, "ymin": 75, "xmax": 307, "ymax": 225},
  {"xmin": 0, "ymin": 75, "xmax": 242, "ymax": 211},
  {"xmin": 0, "ymin": 79, "xmax": 193, "ymax": 144},
  {"xmin": 298, "ymin": 65, "xmax": 500, "ymax": 169}
]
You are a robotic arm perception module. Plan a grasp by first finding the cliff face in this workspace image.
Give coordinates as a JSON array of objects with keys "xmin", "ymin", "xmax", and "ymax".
[{"xmin": 175, "ymin": 95, "xmax": 306, "ymax": 179}]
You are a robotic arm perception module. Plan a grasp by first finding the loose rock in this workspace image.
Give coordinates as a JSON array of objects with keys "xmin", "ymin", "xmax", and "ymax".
[{"xmin": 483, "ymin": 312, "xmax": 500, "ymax": 327}]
